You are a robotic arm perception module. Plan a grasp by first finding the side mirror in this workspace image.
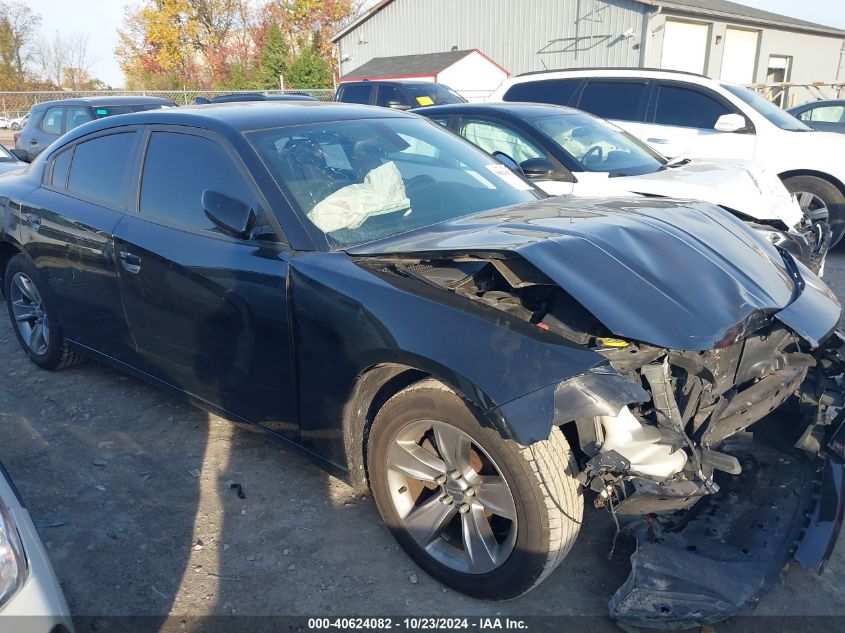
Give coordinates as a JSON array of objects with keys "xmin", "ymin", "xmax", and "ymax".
[
  {"xmin": 386, "ymin": 101, "xmax": 412, "ymax": 110},
  {"xmin": 202, "ymin": 190, "xmax": 257, "ymax": 239},
  {"xmin": 492, "ymin": 151, "xmax": 519, "ymax": 171},
  {"xmin": 520, "ymin": 158, "xmax": 556, "ymax": 178},
  {"xmin": 10, "ymin": 148, "xmax": 29, "ymax": 162},
  {"xmin": 714, "ymin": 113, "xmax": 747, "ymax": 133}
]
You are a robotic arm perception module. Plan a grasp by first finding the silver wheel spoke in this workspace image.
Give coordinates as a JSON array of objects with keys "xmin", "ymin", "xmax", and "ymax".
[
  {"xmin": 461, "ymin": 504, "xmax": 500, "ymax": 573},
  {"xmin": 388, "ymin": 440, "xmax": 447, "ymax": 483},
  {"xmin": 14, "ymin": 310, "xmax": 36, "ymax": 322},
  {"xmin": 29, "ymin": 321, "xmax": 45, "ymax": 353},
  {"xmin": 475, "ymin": 475, "xmax": 517, "ymax": 521},
  {"xmin": 799, "ymin": 192, "xmax": 815, "ymax": 210},
  {"xmin": 403, "ymin": 494, "xmax": 457, "ymax": 547},
  {"xmin": 14, "ymin": 274, "xmax": 38, "ymax": 303},
  {"xmin": 433, "ymin": 422, "xmax": 472, "ymax": 474}
]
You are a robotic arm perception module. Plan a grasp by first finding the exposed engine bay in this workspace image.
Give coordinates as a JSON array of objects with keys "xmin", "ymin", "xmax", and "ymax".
[{"xmin": 360, "ymin": 251, "xmax": 845, "ymax": 628}]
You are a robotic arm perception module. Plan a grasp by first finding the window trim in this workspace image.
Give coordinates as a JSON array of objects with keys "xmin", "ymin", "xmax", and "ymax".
[
  {"xmin": 647, "ymin": 79, "xmax": 756, "ymax": 133},
  {"xmin": 131, "ymin": 125, "xmax": 287, "ymax": 247},
  {"xmin": 39, "ymin": 106, "xmax": 66, "ymax": 136},
  {"xmin": 41, "ymin": 125, "xmax": 143, "ymax": 211},
  {"xmin": 576, "ymin": 78, "xmax": 651, "ymax": 123}
]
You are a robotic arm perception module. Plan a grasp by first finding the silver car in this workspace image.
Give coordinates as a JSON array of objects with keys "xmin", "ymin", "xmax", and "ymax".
[{"xmin": 0, "ymin": 462, "xmax": 73, "ymax": 632}]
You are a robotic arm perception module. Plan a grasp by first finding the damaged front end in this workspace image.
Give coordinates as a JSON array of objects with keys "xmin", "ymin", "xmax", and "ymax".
[{"xmin": 357, "ymin": 246, "xmax": 845, "ymax": 628}]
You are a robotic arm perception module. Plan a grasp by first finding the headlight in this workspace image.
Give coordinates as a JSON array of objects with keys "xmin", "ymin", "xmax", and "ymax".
[
  {"xmin": 754, "ymin": 227, "xmax": 790, "ymax": 246},
  {"xmin": 0, "ymin": 499, "xmax": 26, "ymax": 608}
]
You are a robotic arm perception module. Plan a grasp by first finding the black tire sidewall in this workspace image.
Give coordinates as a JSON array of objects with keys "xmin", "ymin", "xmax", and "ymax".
[
  {"xmin": 785, "ymin": 175, "xmax": 845, "ymax": 247},
  {"xmin": 367, "ymin": 386, "xmax": 554, "ymax": 600},
  {"xmin": 4, "ymin": 254, "xmax": 66, "ymax": 369}
]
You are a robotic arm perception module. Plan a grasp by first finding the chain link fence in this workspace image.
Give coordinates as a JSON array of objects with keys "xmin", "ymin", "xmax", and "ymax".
[{"xmin": 0, "ymin": 89, "xmax": 337, "ymax": 119}]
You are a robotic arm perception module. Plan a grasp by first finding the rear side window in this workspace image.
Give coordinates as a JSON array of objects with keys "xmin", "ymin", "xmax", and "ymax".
[
  {"xmin": 67, "ymin": 133, "xmax": 135, "ymax": 207},
  {"xmin": 578, "ymin": 81, "xmax": 648, "ymax": 122},
  {"xmin": 40, "ymin": 107, "xmax": 64, "ymax": 134},
  {"xmin": 50, "ymin": 147, "xmax": 73, "ymax": 188},
  {"xmin": 502, "ymin": 79, "xmax": 582, "ymax": 106},
  {"xmin": 140, "ymin": 131, "xmax": 255, "ymax": 233},
  {"xmin": 338, "ymin": 84, "xmax": 371, "ymax": 104},
  {"xmin": 66, "ymin": 106, "xmax": 94, "ymax": 131},
  {"xmin": 653, "ymin": 84, "xmax": 732, "ymax": 128}
]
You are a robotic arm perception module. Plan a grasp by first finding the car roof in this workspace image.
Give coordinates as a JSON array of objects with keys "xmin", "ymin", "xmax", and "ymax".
[
  {"xmin": 416, "ymin": 102, "xmax": 581, "ymax": 118},
  {"xmin": 788, "ymin": 99, "xmax": 845, "ymax": 111},
  {"xmin": 56, "ymin": 101, "xmax": 416, "ymax": 144},
  {"xmin": 32, "ymin": 95, "xmax": 176, "ymax": 109},
  {"xmin": 501, "ymin": 67, "xmax": 720, "ymax": 88},
  {"xmin": 342, "ymin": 80, "xmax": 447, "ymax": 86}
]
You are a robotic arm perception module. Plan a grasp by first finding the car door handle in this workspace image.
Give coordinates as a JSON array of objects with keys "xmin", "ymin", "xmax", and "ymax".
[
  {"xmin": 28, "ymin": 139, "xmax": 38, "ymax": 145},
  {"xmin": 647, "ymin": 137, "xmax": 669, "ymax": 144},
  {"xmin": 119, "ymin": 251, "xmax": 142, "ymax": 273}
]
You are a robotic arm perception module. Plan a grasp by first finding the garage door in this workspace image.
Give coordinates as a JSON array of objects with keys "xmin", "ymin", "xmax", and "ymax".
[
  {"xmin": 660, "ymin": 20, "xmax": 709, "ymax": 74},
  {"xmin": 720, "ymin": 28, "xmax": 759, "ymax": 83}
]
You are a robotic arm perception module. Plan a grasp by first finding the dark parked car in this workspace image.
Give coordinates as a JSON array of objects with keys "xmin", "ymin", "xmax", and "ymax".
[
  {"xmin": 0, "ymin": 103, "xmax": 843, "ymax": 628},
  {"xmin": 788, "ymin": 99, "xmax": 845, "ymax": 133},
  {"xmin": 334, "ymin": 80, "xmax": 465, "ymax": 109},
  {"xmin": 14, "ymin": 96, "xmax": 176, "ymax": 161},
  {"xmin": 194, "ymin": 92, "xmax": 319, "ymax": 104}
]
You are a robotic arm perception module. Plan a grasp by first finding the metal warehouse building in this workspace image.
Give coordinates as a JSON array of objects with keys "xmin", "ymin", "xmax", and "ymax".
[{"xmin": 333, "ymin": 0, "xmax": 845, "ymax": 103}]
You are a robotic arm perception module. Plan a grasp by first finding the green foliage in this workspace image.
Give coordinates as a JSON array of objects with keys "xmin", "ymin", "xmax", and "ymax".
[
  {"xmin": 285, "ymin": 43, "xmax": 332, "ymax": 89},
  {"xmin": 259, "ymin": 22, "xmax": 288, "ymax": 89}
]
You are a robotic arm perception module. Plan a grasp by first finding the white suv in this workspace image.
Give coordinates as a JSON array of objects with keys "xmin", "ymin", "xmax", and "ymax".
[{"xmin": 490, "ymin": 68, "xmax": 845, "ymax": 245}]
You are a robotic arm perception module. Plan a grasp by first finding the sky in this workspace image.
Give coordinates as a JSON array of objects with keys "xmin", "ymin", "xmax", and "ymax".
[{"xmin": 22, "ymin": 0, "xmax": 845, "ymax": 89}]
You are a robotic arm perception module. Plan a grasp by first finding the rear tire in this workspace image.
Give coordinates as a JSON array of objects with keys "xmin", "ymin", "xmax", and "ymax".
[
  {"xmin": 784, "ymin": 175, "xmax": 845, "ymax": 247},
  {"xmin": 4, "ymin": 254, "xmax": 83, "ymax": 370},
  {"xmin": 367, "ymin": 379, "xmax": 582, "ymax": 599}
]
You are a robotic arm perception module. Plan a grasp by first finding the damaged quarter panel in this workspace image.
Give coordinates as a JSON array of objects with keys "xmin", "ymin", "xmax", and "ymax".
[{"xmin": 287, "ymin": 250, "xmax": 644, "ymax": 464}]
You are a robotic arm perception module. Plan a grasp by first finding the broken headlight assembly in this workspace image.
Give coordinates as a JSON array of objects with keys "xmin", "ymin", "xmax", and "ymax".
[{"xmin": 0, "ymin": 498, "xmax": 26, "ymax": 609}]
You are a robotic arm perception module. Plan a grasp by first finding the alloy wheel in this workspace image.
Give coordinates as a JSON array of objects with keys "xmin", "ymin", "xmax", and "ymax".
[
  {"xmin": 385, "ymin": 419, "xmax": 518, "ymax": 574},
  {"xmin": 795, "ymin": 191, "xmax": 830, "ymax": 223},
  {"xmin": 10, "ymin": 272, "xmax": 50, "ymax": 355}
]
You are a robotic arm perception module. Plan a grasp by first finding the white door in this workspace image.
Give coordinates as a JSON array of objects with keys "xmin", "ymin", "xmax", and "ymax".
[
  {"xmin": 640, "ymin": 82, "xmax": 756, "ymax": 160},
  {"xmin": 660, "ymin": 20, "xmax": 709, "ymax": 74},
  {"xmin": 720, "ymin": 28, "xmax": 759, "ymax": 84}
]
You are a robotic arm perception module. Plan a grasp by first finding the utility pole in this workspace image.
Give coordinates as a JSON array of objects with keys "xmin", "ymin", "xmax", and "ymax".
[{"xmin": 279, "ymin": 74, "xmax": 285, "ymax": 92}]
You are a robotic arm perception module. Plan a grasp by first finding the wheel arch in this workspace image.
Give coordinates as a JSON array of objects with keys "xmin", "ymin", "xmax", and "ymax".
[{"xmin": 780, "ymin": 169, "xmax": 845, "ymax": 199}]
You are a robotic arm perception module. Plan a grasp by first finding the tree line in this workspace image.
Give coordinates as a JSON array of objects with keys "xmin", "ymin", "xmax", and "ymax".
[
  {"xmin": 0, "ymin": 1, "xmax": 102, "ymax": 90},
  {"xmin": 116, "ymin": 0, "xmax": 363, "ymax": 90}
]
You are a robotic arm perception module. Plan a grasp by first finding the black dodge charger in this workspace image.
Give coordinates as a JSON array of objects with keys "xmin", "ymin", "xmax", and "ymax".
[{"xmin": 0, "ymin": 102, "xmax": 843, "ymax": 628}]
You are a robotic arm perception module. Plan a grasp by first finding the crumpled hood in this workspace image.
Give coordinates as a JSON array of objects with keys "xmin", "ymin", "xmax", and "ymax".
[
  {"xmin": 349, "ymin": 196, "xmax": 838, "ymax": 350},
  {"xmin": 607, "ymin": 158, "xmax": 804, "ymax": 229}
]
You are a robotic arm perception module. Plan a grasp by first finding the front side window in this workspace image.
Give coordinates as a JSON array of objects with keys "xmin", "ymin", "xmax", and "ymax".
[
  {"xmin": 339, "ymin": 85, "xmax": 372, "ymax": 104},
  {"xmin": 654, "ymin": 84, "xmax": 731, "ymax": 129},
  {"xmin": 40, "ymin": 107, "xmax": 63, "ymax": 134},
  {"xmin": 578, "ymin": 81, "xmax": 647, "ymax": 122},
  {"xmin": 722, "ymin": 83, "xmax": 812, "ymax": 131},
  {"xmin": 247, "ymin": 117, "xmax": 540, "ymax": 248},
  {"xmin": 532, "ymin": 111, "xmax": 665, "ymax": 176},
  {"xmin": 140, "ymin": 131, "xmax": 256, "ymax": 233},
  {"xmin": 502, "ymin": 79, "xmax": 582, "ymax": 106},
  {"xmin": 404, "ymin": 83, "xmax": 465, "ymax": 106},
  {"xmin": 376, "ymin": 86, "xmax": 407, "ymax": 108},
  {"xmin": 66, "ymin": 106, "xmax": 94, "ymax": 131},
  {"xmin": 66, "ymin": 133, "xmax": 135, "ymax": 207},
  {"xmin": 458, "ymin": 118, "xmax": 545, "ymax": 164}
]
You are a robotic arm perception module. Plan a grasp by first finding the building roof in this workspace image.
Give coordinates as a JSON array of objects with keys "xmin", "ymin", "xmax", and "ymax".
[
  {"xmin": 340, "ymin": 50, "xmax": 479, "ymax": 80},
  {"xmin": 635, "ymin": 0, "xmax": 845, "ymax": 36},
  {"xmin": 333, "ymin": 0, "xmax": 845, "ymax": 42}
]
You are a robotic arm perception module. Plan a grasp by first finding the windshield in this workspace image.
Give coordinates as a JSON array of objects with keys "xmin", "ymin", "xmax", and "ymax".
[
  {"xmin": 404, "ymin": 83, "xmax": 466, "ymax": 106},
  {"xmin": 247, "ymin": 117, "xmax": 541, "ymax": 248},
  {"xmin": 532, "ymin": 111, "xmax": 666, "ymax": 176},
  {"xmin": 0, "ymin": 144, "xmax": 13, "ymax": 161},
  {"xmin": 721, "ymin": 84, "xmax": 812, "ymax": 131}
]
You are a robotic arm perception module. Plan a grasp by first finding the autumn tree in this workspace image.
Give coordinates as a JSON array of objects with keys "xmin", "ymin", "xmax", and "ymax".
[{"xmin": 0, "ymin": 1, "xmax": 40, "ymax": 89}]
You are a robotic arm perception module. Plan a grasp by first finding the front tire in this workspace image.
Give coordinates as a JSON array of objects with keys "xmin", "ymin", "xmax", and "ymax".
[
  {"xmin": 367, "ymin": 379, "xmax": 582, "ymax": 599},
  {"xmin": 784, "ymin": 175, "xmax": 845, "ymax": 247},
  {"xmin": 4, "ymin": 254, "xmax": 83, "ymax": 370}
]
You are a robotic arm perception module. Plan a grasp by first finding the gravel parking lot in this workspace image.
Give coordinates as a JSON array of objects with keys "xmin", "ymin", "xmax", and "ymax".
[{"xmin": 2, "ymin": 248, "xmax": 845, "ymax": 632}]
